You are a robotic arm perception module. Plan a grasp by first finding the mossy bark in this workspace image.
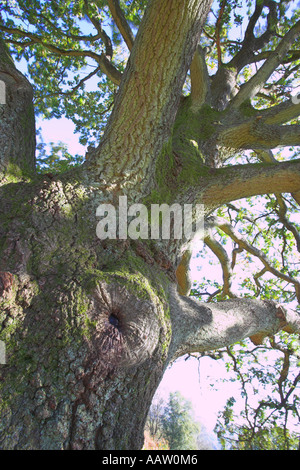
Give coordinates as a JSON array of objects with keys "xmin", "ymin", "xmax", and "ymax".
[{"xmin": 0, "ymin": 173, "xmax": 174, "ymax": 449}]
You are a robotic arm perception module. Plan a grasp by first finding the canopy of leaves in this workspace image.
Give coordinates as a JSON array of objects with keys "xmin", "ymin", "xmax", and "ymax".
[
  {"xmin": 0, "ymin": 0, "xmax": 149, "ymax": 146},
  {"xmin": 1, "ymin": 0, "xmax": 299, "ymax": 147}
]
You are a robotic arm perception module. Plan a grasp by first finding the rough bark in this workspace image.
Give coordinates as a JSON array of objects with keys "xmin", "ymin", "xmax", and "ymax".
[
  {"xmin": 86, "ymin": 0, "xmax": 214, "ymax": 195},
  {"xmin": 1, "ymin": 0, "xmax": 300, "ymax": 451},
  {"xmin": 0, "ymin": 176, "xmax": 173, "ymax": 450},
  {"xmin": 168, "ymin": 285, "xmax": 300, "ymax": 360}
]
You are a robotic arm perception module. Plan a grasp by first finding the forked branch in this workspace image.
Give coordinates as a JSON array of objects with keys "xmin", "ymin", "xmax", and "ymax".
[
  {"xmin": 0, "ymin": 24, "xmax": 122, "ymax": 85},
  {"xmin": 169, "ymin": 284, "xmax": 300, "ymax": 360},
  {"xmin": 204, "ymin": 229, "xmax": 237, "ymax": 299},
  {"xmin": 83, "ymin": 0, "xmax": 113, "ymax": 59},
  {"xmin": 256, "ymin": 150, "xmax": 300, "ymax": 252},
  {"xmin": 229, "ymin": 20, "xmax": 300, "ymax": 108},
  {"xmin": 205, "ymin": 216, "xmax": 300, "ymax": 302}
]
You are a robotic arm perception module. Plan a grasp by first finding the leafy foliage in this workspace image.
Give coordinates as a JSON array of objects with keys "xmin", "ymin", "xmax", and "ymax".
[
  {"xmin": 191, "ymin": 152, "xmax": 300, "ymax": 449},
  {"xmin": 36, "ymin": 133, "xmax": 84, "ymax": 174},
  {"xmin": 1, "ymin": 0, "xmax": 126, "ymax": 146},
  {"xmin": 161, "ymin": 392, "xmax": 201, "ymax": 450},
  {"xmin": 2, "ymin": 0, "xmax": 299, "ymax": 150}
]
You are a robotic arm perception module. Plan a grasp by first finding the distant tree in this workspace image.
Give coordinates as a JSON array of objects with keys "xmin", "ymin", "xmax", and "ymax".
[
  {"xmin": 145, "ymin": 395, "xmax": 166, "ymax": 442},
  {"xmin": 161, "ymin": 392, "xmax": 200, "ymax": 450}
]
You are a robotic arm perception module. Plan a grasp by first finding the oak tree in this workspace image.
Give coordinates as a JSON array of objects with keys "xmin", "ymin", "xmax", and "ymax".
[{"xmin": 0, "ymin": 0, "xmax": 300, "ymax": 450}]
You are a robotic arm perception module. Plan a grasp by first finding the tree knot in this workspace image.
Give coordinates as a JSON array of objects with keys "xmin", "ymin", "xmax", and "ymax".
[{"xmin": 87, "ymin": 280, "xmax": 162, "ymax": 369}]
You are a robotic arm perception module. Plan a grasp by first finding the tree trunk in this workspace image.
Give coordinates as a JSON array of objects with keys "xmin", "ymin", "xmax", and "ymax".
[
  {"xmin": 0, "ymin": 174, "xmax": 173, "ymax": 450},
  {"xmin": 2, "ymin": 173, "xmax": 298, "ymax": 450},
  {"xmin": 0, "ymin": 36, "xmax": 36, "ymax": 178},
  {"xmin": 1, "ymin": 0, "xmax": 300, "ymax": 450}
]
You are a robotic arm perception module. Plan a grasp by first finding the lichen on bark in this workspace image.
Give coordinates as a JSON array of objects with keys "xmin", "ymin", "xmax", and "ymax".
[{"xmin": 0, "ymin": 170, "xmax": 174, "ymax": 449}]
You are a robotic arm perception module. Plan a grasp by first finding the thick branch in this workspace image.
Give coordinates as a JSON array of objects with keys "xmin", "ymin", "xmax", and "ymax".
[
  {"xmin": 200, "ymin": 159, "xmax": 300, "ymax": 212},
  {"xmin": 218, "ymin": 121, "xmax": 300, "ymax": 150},
  {"xmin": 168, "ymin": 284, "xmax": 300, "ymax": 360},
  {"xmin": 107, "ymin": 0, "xmax": 135, "ymax": 51},
  {"xmin": 259, "ymin": 99, "xmax": 300, "ymax": 125}
]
